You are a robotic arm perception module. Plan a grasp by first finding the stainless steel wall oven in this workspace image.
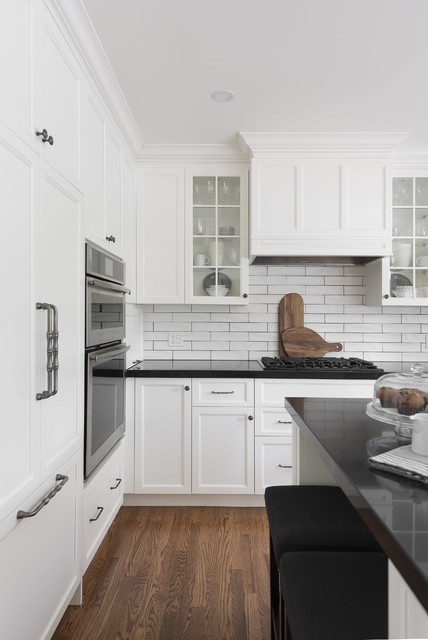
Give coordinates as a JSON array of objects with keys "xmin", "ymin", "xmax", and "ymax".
[{"xmin": 85, "ymin": 241, "xmax": 129, "ymax": 479}]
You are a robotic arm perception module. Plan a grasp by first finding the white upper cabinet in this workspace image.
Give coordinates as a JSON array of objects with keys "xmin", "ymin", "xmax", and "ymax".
[
  {"xmin": 121, "ymin": 155, "xmax": 136, "ymax": 300},
  {"xmin": 135, "ymin": 164, "xmax": 249, "ymax": 305},
  {"xmin": 185, "ymin": 167, "xmax": 249, "ymax": 304},
  {"xmin": 105, "ymin": 128, "xmax": 123, "ymax": 250},
  {"xmin": 239, "ymin": 132, "xmax": 405, "ymax": 260},
  {"xmin": 0, "ymin": 0, "xmax": 32, "ymax": 141},
  {"xmin": 83, "ymin": 89, "xmax": 133, "ymax": 258},
  {"xmin": 366, "ymin": 166, "xmax": 428, "ymax": 306},
  {"xmin": 136, "ymin": 166, "xmax": 185, "ymax": 304},
  {"xmin": 34, "ymin": 0, "xmax": 82, "ymax": 188},
  {"xmin": 83, "ymin": 92, "xmax": 105, "ymax": 243}
]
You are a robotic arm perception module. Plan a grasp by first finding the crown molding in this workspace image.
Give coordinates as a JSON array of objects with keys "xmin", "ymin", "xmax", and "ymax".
[
  {"xmin": 238, "ymin": 132, "xmax": 409, "ymax": 156},
  {"xmin": 391, "ymin": 145, "xmax": 428, "ymax": 166},
  {"xmin": 54, "ymin": 0, "xmax": 144, "ymax": 156},
  {"xmin": 135, "ymin": 143, "xmax": 249, "ymax": 164}
]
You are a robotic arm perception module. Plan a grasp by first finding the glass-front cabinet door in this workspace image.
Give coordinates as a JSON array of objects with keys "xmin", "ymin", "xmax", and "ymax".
[
  {"xmin": 390, "ymin": 174, "xmax": 428, "ymax": 302},
  {"xmin": 185, "ymin": 167, "xmax": 249, "ymax": 304}
]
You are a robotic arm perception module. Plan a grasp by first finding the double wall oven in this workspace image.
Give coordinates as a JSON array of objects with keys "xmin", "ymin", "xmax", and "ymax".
[{"xmin": 85, "ymin": 241, "xmax": 130, "ymax": 479}]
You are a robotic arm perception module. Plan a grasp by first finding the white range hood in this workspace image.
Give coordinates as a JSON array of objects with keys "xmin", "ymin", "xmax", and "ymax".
[{"xmin": 239, "ymin": 132, "xmax": 408, "ymax": 265}]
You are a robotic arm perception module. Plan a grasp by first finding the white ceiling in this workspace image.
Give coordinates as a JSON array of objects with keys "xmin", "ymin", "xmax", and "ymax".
[{"xmin": 82, "ymin": 0, "xmax": 428, "ymax": 148}]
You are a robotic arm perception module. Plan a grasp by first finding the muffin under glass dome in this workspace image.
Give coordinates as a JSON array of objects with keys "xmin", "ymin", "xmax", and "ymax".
[{"xmin": 366, "ymin": 363, "xmax": 428, "ymax": 440}]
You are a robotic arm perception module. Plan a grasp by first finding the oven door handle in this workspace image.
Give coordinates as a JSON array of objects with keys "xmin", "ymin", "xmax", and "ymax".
[
  {"xmin": 89, "ymin": 344, "xmax": 130, "ymax": 362},
  {"xmin": 87, "ymin": 278, "xmax": 130, "ymax": 295}
]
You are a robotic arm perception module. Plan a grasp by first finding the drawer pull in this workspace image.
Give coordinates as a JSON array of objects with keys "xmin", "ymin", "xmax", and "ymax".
[
  {"xmin": 110, "ymin": 478, "xmax": 122, "ymax": 490},
  {"xmin": 90, "ymin": 506, "xmax": 104, "ymax": 522},
  {"xmin": 277, "ymin": 420, "xmax": 291, "ymax": 424},
  {"xmin": 278, "ymin": 464, "xmax": 292, "ymax": 469},
  {"xmin": 211, "ymin": 390, "xmax": 234, "ymax": 394},
  {"xmin": 17, "ymin": 474, "xmax": 68, "ymax": 519}
]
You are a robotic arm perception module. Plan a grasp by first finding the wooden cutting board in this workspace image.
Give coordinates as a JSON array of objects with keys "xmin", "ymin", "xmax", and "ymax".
[
  {"xmin": 281, "ymin": 327, "xmax": 343, "ymax": 358},
  {"xmin": 278, "ymin": 293, "xmax": 304, "ymax": 356}
]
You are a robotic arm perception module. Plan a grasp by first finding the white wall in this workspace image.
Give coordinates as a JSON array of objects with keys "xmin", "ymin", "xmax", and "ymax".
[{"xmin": 127, "ymin": 264, "xmax": 428, "ymax": 372}]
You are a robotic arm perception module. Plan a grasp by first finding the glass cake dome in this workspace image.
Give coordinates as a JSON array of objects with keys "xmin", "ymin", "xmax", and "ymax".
[{"xmin": 366, "ymin": 363, "xmax": 428, "ymax": 440}]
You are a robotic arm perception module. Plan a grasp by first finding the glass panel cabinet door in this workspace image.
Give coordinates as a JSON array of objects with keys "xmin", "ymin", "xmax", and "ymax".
[
  {"xmin": 188, "ymin": 169, "xmax": 248, "ymax": 304},
  {"xmin": 390, "ymin": 175, "xmax": 428, "ymax": 302}
]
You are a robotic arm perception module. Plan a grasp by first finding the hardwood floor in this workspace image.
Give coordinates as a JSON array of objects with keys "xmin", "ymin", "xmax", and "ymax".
[{"xmin": 52, "ymin": 506, "xmax": 270, "ymax": 640}]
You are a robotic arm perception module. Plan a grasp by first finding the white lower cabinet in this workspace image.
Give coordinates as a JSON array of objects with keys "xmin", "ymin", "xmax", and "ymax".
[
  {"xmin": 255, "ymin": 437, "xmax": 293, "ymax": 494},
  {"xmin": 134, "ymin": 379, "xmax": 192, "ymax": 493},
  {"xmin": 254, "ymin": 380, "xmax": 295, "ymax": 494},
  {"xmin": 83, "ymin": 442, "xmax": 124, "ymax": 572},
  {"xmin": 0, "ymin": 451, "xmax": 81, "ymax": 640},
  {"xmin": 192, "ymin": 407, "xmax": 254, "ymax": 494}
]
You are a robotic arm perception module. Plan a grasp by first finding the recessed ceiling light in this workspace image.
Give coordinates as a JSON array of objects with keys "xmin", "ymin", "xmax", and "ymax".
[{"xmin": 211, "ymin": 90, "xmax": 235, "ymax": 102}]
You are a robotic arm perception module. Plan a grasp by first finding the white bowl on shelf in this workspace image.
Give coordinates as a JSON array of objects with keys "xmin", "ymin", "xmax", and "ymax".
[{"xmin": 207, "ymin": 285, "xmax": 229, "ymax": 296}]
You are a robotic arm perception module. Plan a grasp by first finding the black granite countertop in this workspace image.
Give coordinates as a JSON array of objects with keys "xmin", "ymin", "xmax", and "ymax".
[
  {"xmin": 126, "ymin": 359, "xmax": 384, "ymax": 379},
  {"xmin": 126, "ymin": 359, "xmax": 264, "ymax": 378},
  {"xmin": 286, "ymin": 396, "xmax": 428, "ymax": 613}
]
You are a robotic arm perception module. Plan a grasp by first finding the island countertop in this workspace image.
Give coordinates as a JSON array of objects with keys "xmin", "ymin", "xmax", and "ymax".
[{"xmin": 286, "ymin": 396, "xmax": 428, "ymax": 614}]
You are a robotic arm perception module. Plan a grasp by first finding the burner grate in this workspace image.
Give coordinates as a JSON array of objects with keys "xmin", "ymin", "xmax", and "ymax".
[{"xmin": 261, "ymin": 356, "xmax": 384, "ymax": 378}]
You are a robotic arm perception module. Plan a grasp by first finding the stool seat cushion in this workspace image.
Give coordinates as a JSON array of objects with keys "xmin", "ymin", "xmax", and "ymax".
[
  {"xmin": 279, "ymin": 551, "xmax": 388, "ymax": 640},
  {"xmin": 265, "ymin": 485, "xmax": 382, "ymax": 565}
]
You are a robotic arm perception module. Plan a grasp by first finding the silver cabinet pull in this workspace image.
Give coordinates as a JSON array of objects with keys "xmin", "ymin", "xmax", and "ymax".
[
  {"xmin": 110, "ymin": 478, "xmax": 122, "ymax": 490},
  {"xmin": 90, "ymin": 506, "xmax": 104, "ymax": 522},
  {"xmin": 211, "ymin": 390, "xmax": 234, "ymax": 394},
  {"xmin": 277, "ymin": 420, "xmax": 292, "ymax": 424},
  {"xmin": 278, "ymin": 464, "xmax": 292, "ymax": 469},
  {"xmin": 36, "ymin": 302, "xmax": 59, "ymax": 400},
  {"xmin": 17, "ymin": 474, "xmax": 68, "ymax": 519}
]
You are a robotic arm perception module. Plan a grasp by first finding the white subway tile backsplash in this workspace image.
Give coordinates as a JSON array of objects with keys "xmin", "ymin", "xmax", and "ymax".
[{"xmin": 125, "ymin": 266, "xmax": 428, "ymax": 369}]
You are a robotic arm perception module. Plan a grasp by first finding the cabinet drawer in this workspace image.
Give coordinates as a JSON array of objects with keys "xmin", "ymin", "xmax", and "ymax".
[
  {"xmin": 83, "ymin": 442, "xmax": 124, "ymax": 571},
  {"xmin": 0, "ymin": 452, "xmax": 81, "ymax": 640},
  {"xmin": 193, "ymin": 379, "xmax": 254, "ymax": 406},
  {"xmin": 255, "ymin": 379, "xmax": 288, "ymax": 406},
  {"xmin": 255, "ymin": 437, "xmax": 293, "ymax": 494},
  {"xmin": 255, "ymin": 407, "xmax": 293, "ymax": 436}
]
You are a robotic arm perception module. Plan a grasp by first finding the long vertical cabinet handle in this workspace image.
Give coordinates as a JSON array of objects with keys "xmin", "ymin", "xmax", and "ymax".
[{"xmin": 36, "ymin": 302, "xmax": 59, "ymax": 400}]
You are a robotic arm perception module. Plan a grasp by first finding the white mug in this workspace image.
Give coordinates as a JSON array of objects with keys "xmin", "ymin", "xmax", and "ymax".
[
  {"xmin": 194, "ymin": 254, "xmax": 209, "ymax": 266},
  {"xmin": 410, "ymin": 414, "xmax": 428, "ymax": 456},
  {"xmin": 393, "ymin": 243, "xmax": 412, "ymax": 267},
  {"xmin": 417, "ymin": 255, "xmax": 428, "ymax": 267}
]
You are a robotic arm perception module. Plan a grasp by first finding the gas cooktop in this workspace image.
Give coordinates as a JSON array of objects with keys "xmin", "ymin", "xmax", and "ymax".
[{"xmin": 260, "ymin": 357, "xmax": 384, "ymax": 379}]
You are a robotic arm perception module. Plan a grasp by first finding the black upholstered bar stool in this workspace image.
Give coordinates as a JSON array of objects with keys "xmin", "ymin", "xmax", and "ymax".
[
  {"xmin": 279, "ymin": 551, "xmax": 388, "ymax": 640},
  {"xmin": 264, "ymin": 485, "xmax": 382, "ymax": 640}
]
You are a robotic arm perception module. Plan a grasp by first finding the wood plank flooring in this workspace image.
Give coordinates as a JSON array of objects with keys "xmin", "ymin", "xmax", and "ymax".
[{"xmin": 52, "ymin": 506, "xmax": 270, "ymax": 640}]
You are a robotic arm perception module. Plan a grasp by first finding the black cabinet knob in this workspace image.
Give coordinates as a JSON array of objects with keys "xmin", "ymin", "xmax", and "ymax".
[
  {"xmin": 383, "ymin": 294, "xmax": 390, "ymax": 299},
  {"xmin": 248, "ymin": 415, "xmax": 254, "ymax": 421},
  {"xmin": 184, "ymin": 386, "xmax": 190, "ymax": 391},
  {"xmin": 243, "ymin": 293, "xmax": 248, "ymax": 299}
]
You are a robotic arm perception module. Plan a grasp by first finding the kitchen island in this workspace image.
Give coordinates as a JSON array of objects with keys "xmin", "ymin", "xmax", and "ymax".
[{"xmin": 287, "ymin": 396, "xmax": 428, "ymax": 638}]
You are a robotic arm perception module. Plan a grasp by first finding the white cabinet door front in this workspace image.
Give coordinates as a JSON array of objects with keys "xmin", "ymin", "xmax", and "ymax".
[
  {"xmin": 83, "ymin": 92, "xmax": 106, "ymax": 246},
  {"xmin": 192, "ymin": 407, "xmax": 254, "ymax": 494},
  {"xmin": 0, "ymin": 451, "xmax": 81, "ymax": 640},
  {"xmin": 105, "ymin": 128, "xmax": 122, "ymax": 252},
  {"xmin": 135, "ymin": 379, "xmax": 191, "ymax": 493},
  {"xmin": 255, "ymin": 436, "xmax": 293, "ymax": 494},
  {"xmin": 136, "ymin": 167, "xmax": 185, "ymax": 303},
  {"xmin": 36, "ymin": 163, "xmax": 83, "ymax": 480},
  {"xmin": 0, "ymin": 0, "xmax": 32, "ymax": 141},
  {"xmin": 0, "ymin": 125, "xmax": 39, "ymax": 522},
  {"xmin": 34, "ymin": 1, "xmax": 81, "ymax": 187}
]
